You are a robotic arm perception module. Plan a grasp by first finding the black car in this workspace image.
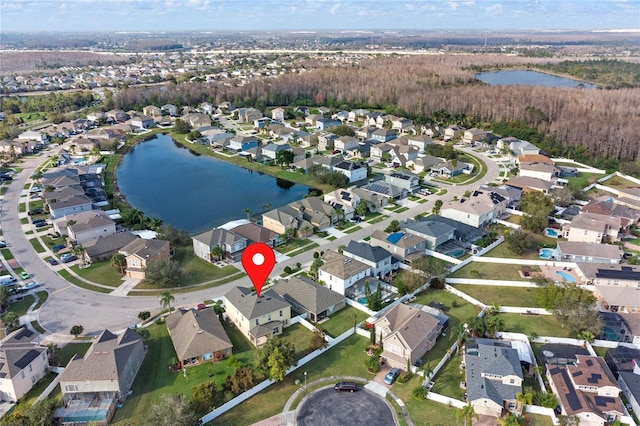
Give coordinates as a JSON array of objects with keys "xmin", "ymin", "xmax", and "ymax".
[
  {"xmin": 47, "ymin": 258, "xmax": 58, "ymax": 265},
  {"xmin": 34, "ymin": 221, "xmax": 49, "ymax": 228},
  {"xmin": 28, "ymin": 208, "xmax": 44, "ymax": 216},
  {"xmin": 334, "ymin": 382, "xmax": 358, "ymax": 392}
]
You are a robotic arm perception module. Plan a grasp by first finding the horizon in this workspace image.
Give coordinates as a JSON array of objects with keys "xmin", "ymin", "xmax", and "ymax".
[{"xmin": 1, "ymin": 0, "xmax": 639, "ymax": 33}]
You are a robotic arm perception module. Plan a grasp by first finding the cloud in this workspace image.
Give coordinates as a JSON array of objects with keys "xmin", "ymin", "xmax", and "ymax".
[{"xmin": 329, "ymin": 3, "xmax": 341, "ymax": 14}]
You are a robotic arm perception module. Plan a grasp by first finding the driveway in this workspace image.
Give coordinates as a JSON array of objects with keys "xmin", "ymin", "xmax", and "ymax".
[{"xmin": 296, "ymin": 387, "xmax": 396, "ymax": 426}]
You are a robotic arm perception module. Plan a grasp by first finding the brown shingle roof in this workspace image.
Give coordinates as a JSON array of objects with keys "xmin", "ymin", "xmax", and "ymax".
[{"xmin": 166, "ymin": 308, "xmax": 232, "ymax": 361}]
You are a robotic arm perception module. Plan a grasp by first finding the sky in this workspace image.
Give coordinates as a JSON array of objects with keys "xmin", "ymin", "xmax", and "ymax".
[{"xmin": 1, "ymin": 0, "xmax": 639, "ymax": 33}]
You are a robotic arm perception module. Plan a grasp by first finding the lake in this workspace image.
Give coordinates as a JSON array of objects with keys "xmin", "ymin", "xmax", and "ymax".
[
  {"xmin": 115, "ymin": 134, "xmax": 310, "ymax": 234},
  {"xmin": 476, "ymin": 70, "xmax": 598, "ymax": 88}
]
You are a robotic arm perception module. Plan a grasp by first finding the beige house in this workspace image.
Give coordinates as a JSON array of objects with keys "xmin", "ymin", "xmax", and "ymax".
[
  {"xmin": 67, "ymin": 210, "xmax": 116, "ymax": 246},
  {"xmin": 0, "ymin": 328, "xmax": 48, "ymax": 403},
  {"xmin": 119, "ymin": 238, "xmax": 171, "ymax": 279},
  {"xmin": 224, "ymin": 287, "xmax": 291, "ymax": 347},
  {"xmin": 441, "ymin": 190, "xmax": 507, "ymax": 228},
  {"xmin": 166, "ymin": 308, "xmax": 233, "ymax": 367},
  {"xmin": 563, "ymin": 212, "xmax": 622, "ymax": 243},
  {"xmin": 518, "ymin": 161, "xmax": 560, "ymax": 182},
  {"xmin": 373, "ymin": 304, "xmax": 443, "ymax": 370},
  {"xmin": 57, "ymin": 329, "xmax": 145, "ymax": 424},
  {"xmin": 262, "ymin": 205, "xmax": 311, "ymax": 237},
  {"xmin": 370, "ymin": 229, "xmax": 426, "ymax": 262},
  {"xmin": 577, "ymin": 263, "xmax": 640, "ymax": 314},
  {"xmin": 547, "ymin": 355, "xmax": 623, "ymax": 426}
]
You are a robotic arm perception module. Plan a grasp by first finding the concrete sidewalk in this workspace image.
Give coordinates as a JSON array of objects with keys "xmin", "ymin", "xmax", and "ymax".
[{"xmin": 109, "ymin": 277, "xmax": 141, "ymax": 296}]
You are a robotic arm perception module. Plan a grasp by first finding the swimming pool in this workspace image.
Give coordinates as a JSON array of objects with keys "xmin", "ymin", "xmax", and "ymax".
[
  {"xmin": 358, "ymin": 297, "xmax": 368, "ymax": 305},
  {"xmin": 556, "ymin": 270, "xmax": 576, "ymax": 283},
  {"xmin": 544, "ymin": 228, "xmax": 559, "ymax": 238},
  {"xmin": 446, "ymin": 249, "xmax": 465, "ymax": 258},
  {"xmin": 539, "ymin": 248, "xmax": 555, "ymax": 259}
]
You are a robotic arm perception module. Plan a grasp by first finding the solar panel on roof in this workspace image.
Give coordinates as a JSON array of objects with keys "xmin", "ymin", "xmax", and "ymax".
[
  {"xmin": 587, "ymin": 373, "xmax": 602, "ymax": 384},
  {"xmin": 566, "ymin": 391, "xmax": 582, "ymax": 411},
  {"xmin": 387, "ymin": 233, "xmax": 404, "ymax": 244},
  {"xmin": 594, "ymin": 396, "xmax": 615, "ymax": 407}
]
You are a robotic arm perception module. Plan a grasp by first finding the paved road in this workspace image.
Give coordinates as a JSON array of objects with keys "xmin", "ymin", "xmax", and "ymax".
[
  {"xmin": 296, "ymin": 387, "xmax": 395, "ymax": 426},
  {"xmin": 0, "ymin": 145, "xmax": 500, "ymax": 338}
]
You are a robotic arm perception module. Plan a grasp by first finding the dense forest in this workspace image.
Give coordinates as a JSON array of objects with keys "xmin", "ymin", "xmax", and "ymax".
[{"xmin": 114, "ymin": 55, "xmax": 640, "ymax": 165}]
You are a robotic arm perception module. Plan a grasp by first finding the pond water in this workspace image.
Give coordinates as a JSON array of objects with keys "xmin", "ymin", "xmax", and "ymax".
[
  {"xmin": 476, "ymin": 70, "xmax": 598, "ymax": 88},
  {"xmin": 116, "ymin": 134, "xmax": 310, "ymax": 234}
]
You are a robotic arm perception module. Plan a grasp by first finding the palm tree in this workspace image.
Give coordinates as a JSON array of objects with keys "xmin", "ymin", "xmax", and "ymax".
[
  {"xmin": 497, "ymin": 413, "xmax": 526, "ymax": 426},
  {"xmin": 111, "ymin": 253, "xmax": 127, "ymax": 274},
  {"xmin": 262, "ymin": 203, "xmax": 271, "ymax": 212},
  {"xmin": 149, "ymin": 218, "xmax": 164, "ymax": 230},
  {"xmin": 210, "ymin": 246, "xmax": 224, "ymax": 261},
  {"xmin": 456, "ymin": 403, "xmax": 478, "ymax": 426},
  {"xmin": 243, "ymin": 208, "xmax": 252, "ymax": 221},
  {"xmin": 449, "ymin": 323, "xmax": 468, "ymax": 353},
  {"xmin": 577, "ymin": 330, "xmax": 595, "ymax": 345},
  {"xmin": 432, "ymin": 199, "xmax": 443, "ymax": 215},
  {"xmin": 516, "ymin": 390, "xmax": 533, "ymax": 413},
  {"xmin": 159, "ymin": 291, "xmax": 175, "ymax": 313}
]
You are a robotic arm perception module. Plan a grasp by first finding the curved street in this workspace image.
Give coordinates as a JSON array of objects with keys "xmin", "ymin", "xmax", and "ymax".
[{"xmin": 0, "ymin": 145, "xmax": 501, "ymax": 340}]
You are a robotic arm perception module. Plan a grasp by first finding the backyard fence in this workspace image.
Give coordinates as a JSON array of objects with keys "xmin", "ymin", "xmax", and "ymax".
[
  {"xmin": 445, "ymin": 278, "xmax": 538, "ymax": 288},
  {"xmin": 425, "ymin": 391, "xmax": 466, "ymax": 409}
]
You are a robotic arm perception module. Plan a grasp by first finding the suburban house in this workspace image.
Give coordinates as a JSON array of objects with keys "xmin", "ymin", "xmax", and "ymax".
[
  {"xmin": 323, "ymin": 189, "xmax": 361, "ymax": 220},
  {"xmin": 229, "ymin": 223, "xmax": 280, "ymax": 248},
  {"xmin": 271, "ymin": 107, "xmax": 285, "ymax": 122},
  {"xmin": 236, "ymin": 108, "xmax": 263, "ymax": 123},
  {"xmin": 430, "ymin": 160, "xmax": 472, "ymax": 178},
  {"xmin": 314, "ymin": 117, "xmax": 341, "ymax": 130},
  {"xmin": 334, "ymin": 136, "xmax": 360, "ymax": 152},
  {"xmin": 289, "ymin": 197, "xmax": 336, "ymax": 230},
  {"xmin": 83, "ymin": 232, "xmax": 138, "ymax": 263},
  {"xmin": 401, "ymin": 219, "xmax": 456, "ymax": 251},
  {"xmin": 260, "ymin": 143, "xmax": 291, "ymax": 161},
  {"xmin": 563, "ymin": 212, "xmax": 623, "ymax": 243},
  {"xmin": 343, "ymin": 240, "xmax": 397, "ymax": 279},
  {"xmin": 162, "ymin": 104, "xmax": 178, "ymax": 116},
  {"xmin": 618, "ymin": 361, "xmax": 640, "ymax": 421},
  {"xmin": 464, "ymin": 339, "xmax": 524, "ymax": 417},
  {"xmin": 166, "ymin": 308, "xmax": 233, "ymax": 367},
  {"xmin": 318, "ymin": 250, "xmax": 372, "ymax": 295},
  {"xmin": 462, "ymin": 128, "xmax": 489, "ymax": 144},
  {"xmin": 192, "ymin": 228, "xmax": 248, "ymax": 263},
  {"xmin": 349, "ymin": 109, "xmax": 370, "ymax": 122},
  {"xmin": 518, "ymin": 161, "xmax": 560, "ymax": 181},
  {"xmin": 582, "ymin": 200, "xmax": 640, "ymax": 225},
  {"xmin": 333, "ymin": 160, "xmax": 367, "ymax": 183},
  {"xmin": 182, "ymin": 112, "xmax": 211, "ymax": 129},
  {"xmin": 317, "ymin": 132, "xmax": 339, "ymax": 151},
  {"xmin": 373, "ymin": 303, "xmax": 444, "ymax": 370},
  {"xmin": 441, "ymin": 190, "xmax": 507, "ymax": 228},
  {"xmin": 271, "ymin": 276, "xmax": 346, "ymax": 322},
  {"xmin": 406, "ymin": 155, "xmax": 442, "ymax": 173},
  {"xmin": 224, "ymin": 287, "xmax": 291, "ymax": 347},
  {"xmin": 370, "ymin": 230, "xmax": 427, "ymax": 262},
  {"xmin": 407, "ymin": 134, "xmax": 433, "ymax": 152},
  {"xmin": 500, "ymin": 138, "xmax": 541, "ymax": 157},
  {"xmin": 505, "ymin": 176, "xmax": 553, "ymax": 194},
  {"xmin": 352, "ymin": 187, "xmax": 389, "ymax": 211},
  {"xmin": 556, "ymin": 241, "xmax": 623, "ymax": 264},
  {"xmin": 577, "ymin": 264, "xmax": 640, "ymax": 314},
  {"xmin": 57, "ymin": 329, "xmax": 145, "ymax": 425},
  {"xmin": 130, "ymin": 114, "xmax": 154, "ymax": 130},
  {"xmin": 0, "ymin": 328, "xmax": 48, "ymax": 403},
  {"xmin": 391, "ymin": 117, "xmax": 414, "ymax": 132},
  {"xmin": 444, "ymin": 125, "xmax": 465, "ymax": 140},
  {"xmin": 371, "ymin": 128, "xmax": 398, "ymax": 143},
  {"xmin": 228, "ymin": 135, "xmax": 259, "ymax": 152},
  {"xmin": 547, "ymin": 355, "xmax": 623, "ymax": 426},
  {"xmin": 119, "ymin": 238, "xmax": 171, "ymax": 279},
  {"xmin": 66, "ymin": 210, "xmax": 116, "ymax": 245},
  {"xmin": 262, "ymin": 205, "xmax": 310, "ymax": 237},
  {"xmin": 48, "ymin": 194, "xmax": 94, "ymax": 219},
  {"xmin": 360, "ymin": 180, "xmax": 406, "ymax": 200},
  {"xmin": 385, "ymin": 171, "xmax": 420, "ymax": 194}
]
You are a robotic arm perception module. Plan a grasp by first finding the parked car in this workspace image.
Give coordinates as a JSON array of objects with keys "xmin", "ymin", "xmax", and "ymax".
[
  {"xmin": 349, "ymin": 216, "xmax": 362, "ymax": 223},
  {"xmin": 28, "ymin": 208, "xmax": 44, "ymax": 215},
  {"xmin": 47, "ymin": 258, "xmax": 58, "ymax": 265},
  {"xmin": 52, "ymin": 244, "xmax": 66, "ymax": 252},
  {"xmin": 334, "ymin": 382, "xmax": 358, "ymax": 392},
  {"xmin": 0, "ymin": 240, "xmax": 6, "ymax": 248},
  {"xmin": 32, "ymin": 219, "xmax": 46, "ymax": 224},
  {"xmin": 19, "ymin": 271, "xmax": 30, "ymax": 280},
  {"xmin": 197, "ymin": 303, "xmax": 207, "ymax": 310},
  {"xmin": 60, "ymin": 254, "xmax": 77, "ymax": 263},
  {"xmin": 384, "ymin": 368, "xmax": 400, "ymax": 385},
  {"xmin": 34, "ymin": 221, "xmax": 49, "ymax": 228},
  {"xmin": 23, "ymin": 282, "xmax": 40, "ymax": 290}
]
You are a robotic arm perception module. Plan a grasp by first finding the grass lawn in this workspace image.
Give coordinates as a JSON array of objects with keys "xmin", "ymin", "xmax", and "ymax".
[
  {"xmin": 279, "ymin": 323, "xmax": 315, "ymax": 360},
  {"xmin": 33, "ymin": 290, "xmax": 48, "ymax": 309},
  {"xmin": 392, "ymin": 374, "xmax": 464, "ymax": 426},
  {"xmin": 603, "ymin": 175, "xmax": 638, "ymax": 191},
  {"xmin": 431, "ymin": 352, "xmax": 465, "ymax": 399},
  {"xmin": 134, "ymin": 246, "xmax": 241, "ymax": 289},
  {"xmin": 567, "ymin": 172, "xmax": 602, "ymax": 188},
  {"xmin": 1, "ymin": 248, "xmax": 14, "ymax": 260},
  {"xmin": 71, "ymin": 261, "xmax": 124, "ymax": 287},
  {"xmin": 57, "ymin": 269, "xmax": 112, "ymax": 294},
  {"xmin": 28, "ymin": 238, "xmax": 46, "ymax": 253},
  {"xmin": 31, "ymin": 321, "xmax": 46, "ymax": 334},
  {"xmin": 448, "ymin": 262, "xmax": 539, "ymax": 281},
  {"xmin": 3, "ymin": 295, "xmax": 35, "ymax": 320},
  {"xmin": 484, "ymin": 231, "xmax": 561, "ymax": 260},
  {"xmin": 5, "ymin": 372, "xmax": 60, "ymax": 418},
  {"xmin": 412, "ymin": 289, "xmax": 479, "ymax": 366},
  {"xmin": 285, "ymin": 243, "xmax": 319, "ymax": 257},
  {"xmin": 344, "ymin": 225, "xmax": 362, "ymax": 234},
  {"xmin": 41, "ymin": 234, "xmax": 67, "ymax": 249},
  {"xmin": 213, "ymin": 335, "xmax": 372, "ymax": 426},
  {"xmin": 320, "ymin": 306, "xmax": 369, "ymax": 337},
  {"xmin": 451, "ymin": 285, "xmax": 543, "ymax": 308},
  {"xmin": 368, "ymin": 215, "xmax": 388, "ymax": 225},
  {"xmin": 326, "ymin": 236, "xmax": 337, "ymax": 241},
  {"xmin": 500, "ymin": 313, "xmax": 573, "ymax": 338},
  {"xmin": 277, "ymin": 238, "xmax": 314, "ymax": 255},
  {"xmin": 57, "ymin": 342, "xmax": 92, "ymax": 366}
]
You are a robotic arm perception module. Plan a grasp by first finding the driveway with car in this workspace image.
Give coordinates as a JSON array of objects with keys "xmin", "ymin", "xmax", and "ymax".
[{"xmin": 296, "ymin": 387, "xmax": 396, "ymax": 426}]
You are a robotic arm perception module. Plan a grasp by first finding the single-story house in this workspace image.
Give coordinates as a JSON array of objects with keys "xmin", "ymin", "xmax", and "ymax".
[{"xmin": 272, "ymin": 276, "xmax": 346, "ymax": 322}]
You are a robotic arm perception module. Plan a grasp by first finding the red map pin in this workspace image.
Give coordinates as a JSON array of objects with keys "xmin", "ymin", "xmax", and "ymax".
[{"xmin": 241, "ymin": 243, "xmax": 276, "ymax": 297}]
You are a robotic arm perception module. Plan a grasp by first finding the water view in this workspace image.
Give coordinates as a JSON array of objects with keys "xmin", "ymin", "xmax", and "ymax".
[
  {"xmin": 115, "ymin": 134, "xmax": 310, "ymax": 234},
  {"xmin": 476, "ymin": 70, "xmax": 598, "ymax": 88}
]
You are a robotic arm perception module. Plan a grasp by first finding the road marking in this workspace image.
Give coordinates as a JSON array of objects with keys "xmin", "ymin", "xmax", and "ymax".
[{"xmin": 52, "ymin": 286, "xmax": 72, "ymax": 295}]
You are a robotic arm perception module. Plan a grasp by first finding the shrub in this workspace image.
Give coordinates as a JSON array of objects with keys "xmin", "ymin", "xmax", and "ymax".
[
  {"xmin": 412, "ymin": 385, "xmax": 428, "ymax": 400},
  {"xmin": 364, "ymin": 355, "xmax": 380, "ymax": 373}
]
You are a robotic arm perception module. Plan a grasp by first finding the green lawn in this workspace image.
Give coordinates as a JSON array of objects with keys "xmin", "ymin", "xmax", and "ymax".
[
  {"xmin": 212, "ymin": 335, "xmax": 372, "ymax": 426},
  {"xmin": 28, "ymin": 238, "xmax": 46, "ymax": 253},
  {"xmin": 57, "ymin": 269, "xmax": 112, "ymax": 294},
  {"xmin": 412, "ymin": 289, "xmax": 479, "ymax": 366},
  {"xmin": 5, "ymin": 372, "xmax": 61, "ymax": 418},
  {"xmin": 566, "ymin": 172, "xmax": 602, "ymax": 188},
  {"xmin": 71, "ymin": 261, "xmax": 125, "ymax": 287},
  {"xmin": 500, "ymin": 313, "xmax": 573, "ymax": 338},
  {"xmin": 277, "ymin": 238, "xmax": 314, "ymax": 255},
  {"xmin": 451, "ymin": 285, "xmax": 543, "ymax": 308},
  {"xmin": 279, "ymin": 323, "xmax": 315, "ymax": 360},
  {"xmin": 33, "ymin": 290, "xmax": 49, "ymax": 309},
  {"xmin": 1, "ymin": 248, "xmax": 14, "ymax": 260},
  {"xmin": 603, "ymin": 175, "xmax": 638, "ymax": 191},
  {"xmin": 344, "ymin": 225, "xmax": 362, "ymax": 234},
  {"xmin": 483, "ymin": 232, "xmax": 561, "ymax": 260},
  {"xmin": 320, "ymin": 306, "xmax": 369, "ymax": 337},
  {"xmin": 41, "ymin": 234, "xmax": 67, "ymax": 249},
  {"xmin": 431, "ymin": 352, "xmax": 465, "ymax": 399},
  {"xmin": 448, "ymin": 262, "xmax": 539, "ymax": 281},
  {"xmin": 3, "ymin": 295, "xmax": 35, "ymax": 320},
  {"xmin": 56, "ymin": 342, "xmax": 92, "ymax": 366}
]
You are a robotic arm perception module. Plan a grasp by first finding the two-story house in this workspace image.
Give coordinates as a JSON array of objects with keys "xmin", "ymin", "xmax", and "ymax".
[
  {"xmin": 577, "ymin": 263, "xmax": 640, "ymax": 314},
  {"xmin": 385, "ymin": 171, "xmax": 420, "ymax": 194},
  {"xmin": 333, "ymin": 161, "xmax": 367, "ymax": 183},
  {"xmin": 370, "ymin": 230, "xmax": 427, "ymax": 262},
  {"xmin": 401, "ymin": 219, "xmax": 456, "ymax": 251},
  {"xmin": 323, "ymin": 189, "xmax": 361, "ymax": 220},
  {"xmin": 66, "ymin": 210, "xmax": 116, "ymax": 246},
  {"xmin": 0, "ymin": 328, "xmax": 48, "ymax": 403},
  {"xmin": 462, "ymin": 128, "xmax": 489, "ymax": 144},
  {"xmin": 441, "ymin": 190, "xmax": 507, "ymax": 228},
  {"xmin": 563, "ymin": 212, "xmax": 623, "ymax": 243},
  {"xmin": 371, "ymin": 129, "xmax": 398, "ymax": 143},
  {"xmin": 318, "ymin": 250, "xmax": 372, "ymax": 295},
  {"xmin": 547, "ymin": 355, "xmax": 623, "ymax": 426},
  {"xmin": 343, "ymin": 241, "xmax": 397, "ymax": 279},
  {"xmin": 224, "ymin": 287, "xmax": 291, "ymax": 347},
  {"xmin": 334, "ymin": 136, "xmax": 360, "ymax": 152},
  {"xmin": 192, "ymin": 228, "xmax": 248, "ymax": 263},
  {"xmin": 228, "ymin": 135, "xmax": 259, "ymax": 152},
  {"xmin": 119, "ymin": 238, "xmax": 171, "ymax": 279}
]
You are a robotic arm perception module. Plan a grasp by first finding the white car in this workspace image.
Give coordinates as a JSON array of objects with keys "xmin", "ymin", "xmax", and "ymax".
[{"xmin": 23, "ymin": 282, "xmax": 41, "ymax": 290}]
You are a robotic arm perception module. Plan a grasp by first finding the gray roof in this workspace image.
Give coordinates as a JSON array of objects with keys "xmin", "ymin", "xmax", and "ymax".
[
  {"xmin": 271, "ymin": 276, "xmax": 345, "ymax": 316},
  {"xmin": 0, "ymin": 328, "xmax": 46, "ymax": 379},
  {"xmin": 60, "ymin": 329, "xmax": 143, "ymax": 382},
  {"xmin": 374, "ymin": 304, "xmax": 442, "ymax": 353},
  {"xmin": 619, "ymin": 371, "xmax": 640, "ymax": 399},
  {"xmin": 418, "ymin": 215, "xmax": 487, "ymax": 242},
  {"xmin": 68, "ymin": 211, "xmax": 114, "ymax": 233},
  {"xmin": 43, "ymin": 185, "xmax": 85, "ymax": 201},
  {"xmin": 120, "ymin": 238, "xmax": 169, "ymax": 259},
  {"xmin": 466, "ymin": 341, "xmax": 522, "ymax": 406},
  {"xmin": 224, "ymin": 287, "xmax": 290, "ymax": 321},
  {"xmin": 402, "ymin": 219, "xmax": 455, "ymax": 239},
  {"xmin": 319, "ymin": 250, "xmax": 370, "ymax": 280},
  {"xmin": 192, "ymin": 228, "xmax": 246, "ymax": 248},
  {"xmin": 166, "ymin": 308, "xmax": 232, "ymax": 361},
  {"xmin": 230, "ymin": 223, "xmax": 278, "ymax": 245},
  {"xmin": 84, "ymin": 232, "xmax": 138, "ymax": 258},
  {"xmin": 334, "ymin": 161, "xmax": 366, "ymax": 171},
  {"xmin": 48, "ymin": 194, "xmax": 93, "ymax": 210},
  {"xmin": 361, "ymin": 181, "xmax": 404, "ymax": 198},
  {"xmin": 557, "ymin": 241, "xmax": 622, "ymax": 259},
  {"xmin": 344, "ymin": 241, "xmax": 392, "ymax": 263}
]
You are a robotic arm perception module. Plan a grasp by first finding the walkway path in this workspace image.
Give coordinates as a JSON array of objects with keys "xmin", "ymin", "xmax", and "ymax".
[{"xmin": 109, "ymin": 277, "xmax": 141, "ymax": 296}]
